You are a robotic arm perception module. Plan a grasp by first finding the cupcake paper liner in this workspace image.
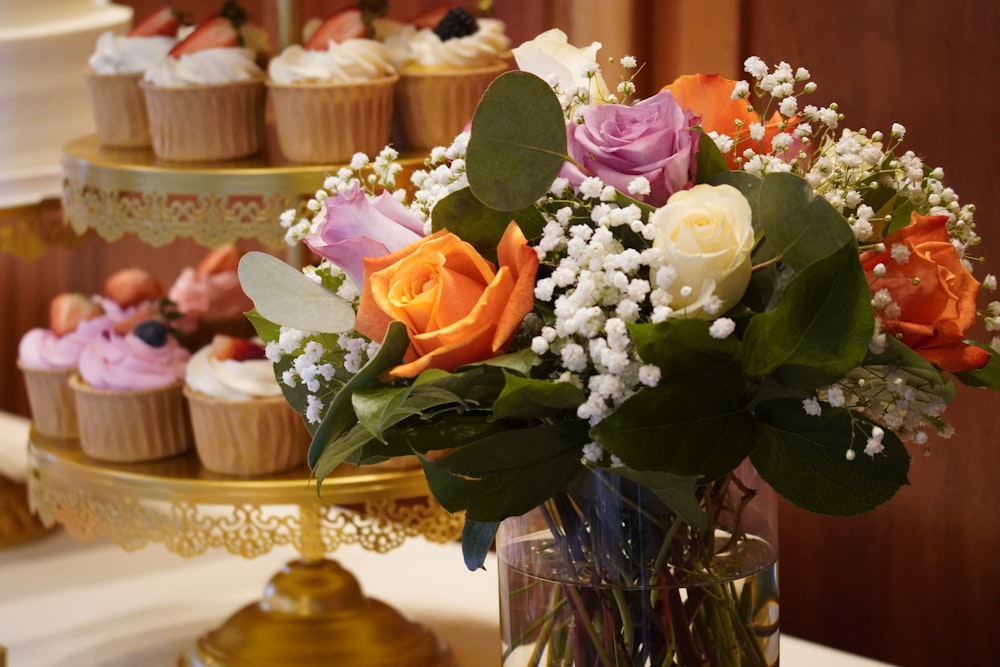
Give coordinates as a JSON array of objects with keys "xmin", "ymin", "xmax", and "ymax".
[
  {"xmin": 140, "ymin": 78, "xmax": 266, "ymax": 161},
  {"xmin": 268, "ymin": 74, "xmax": 398, "ymax": 164},
  {"xmin": 70, "ymin": 375, "xmax": 192, "ymax": 463},
  {"xmin": 393, "ymin": 62, "xmax": 508, "ymax": 151},
  {"xmin": 86, "ymin": 69, "xmax": 151, "ymax": 148},
  {"xmin": 184, "ymin": 387, "xmax": 311, "ymax": 476},
  {"xmin": 17, "ymin": 362, "xmax": 78, "ymax": 439}
]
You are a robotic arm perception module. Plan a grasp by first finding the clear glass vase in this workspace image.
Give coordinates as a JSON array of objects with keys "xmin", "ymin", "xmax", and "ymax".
[{"xmin": 497, "ymin": 460, "xmax": 779, "ymax": 667}]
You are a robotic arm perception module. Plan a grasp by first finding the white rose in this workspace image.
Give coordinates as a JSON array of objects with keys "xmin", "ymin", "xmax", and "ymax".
[
  {"xmin": 511, "ymin": 28, "xmax": 609, "ymax": 103},
  {"xmin": 650, "ymin": 184, "xmax": 754, "ymax": 319}
]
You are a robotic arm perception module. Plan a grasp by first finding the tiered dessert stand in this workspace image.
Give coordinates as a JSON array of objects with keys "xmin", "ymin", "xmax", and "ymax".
[{"xmin": 26, "ymin": 136, "xmax": 462, "ymax": 667}]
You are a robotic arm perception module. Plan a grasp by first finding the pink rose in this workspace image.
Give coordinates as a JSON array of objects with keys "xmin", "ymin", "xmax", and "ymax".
[
  {"xmin": 305, "ymin": 180, "xmax": 426, "ymax": 287},
  {"xmin": 560, "ymin": 90, "xmax": 699, "ymax": 206}
]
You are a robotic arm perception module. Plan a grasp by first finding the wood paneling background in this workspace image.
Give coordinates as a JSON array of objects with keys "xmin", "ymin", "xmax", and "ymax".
[
  {"xmin": 741, "ymin": 3, "xmax": 1000, "ymax": 665},
  {"xmin": 2, "ymin": 2, "xmax": 997, "ymax": 665}
]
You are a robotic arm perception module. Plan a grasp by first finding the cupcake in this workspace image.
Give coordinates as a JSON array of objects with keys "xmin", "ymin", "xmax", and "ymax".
[
  {"xmin": 267, "ymin": 7, "xmax": 398, "ymax": 164},
  {"xmin": 378, "ymin": 7, "xmax": 510, "ymax": 150},
  {"xmin": 184, "ymin": 335, "xmax": 310, "ymax": 476},
  {"xmin": 72, "ymin": 320, "xmax": 192, "ymax": 463},
  {"xmin": 168, "ymin": 244, "xmax": 256, "ymax": 349},
  {"xmin": 17, "ymin": 293, "xmax": 109, "ymax": 439},
  {"xmin": 86, "ymin": 6, "xmax": 182, "ymax": 148},
  {"xmin": 141, "ymin": 5, "xmax": 266, "ymax": 161}
]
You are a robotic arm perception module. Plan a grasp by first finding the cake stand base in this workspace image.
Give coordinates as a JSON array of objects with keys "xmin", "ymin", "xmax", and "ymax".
[
  {"xmin": 0, "ymin": 473, "xmax": 51, "ymax": 549},
  {"xmin": 178, "ymin": 558, "xmax": 454, "ymax": 667}
]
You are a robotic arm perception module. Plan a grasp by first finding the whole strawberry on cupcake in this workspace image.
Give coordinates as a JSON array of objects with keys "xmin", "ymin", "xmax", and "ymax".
[
  {"xmin": 17, "ymin": 293, "xmax": 110, "ymax": 439},
  {"xmin": 98, "ymin": 266, "xmax": 171, "ymax": 332},
  {"xmin": 141, "ymin": 0, "xmax": 267, "ymax": 161},
  {"xmin": 72, "ymin": 319, "xmax": 192, "ymax": 463},
  {"xmin": 87, "ymin": 6, "xmax": 188, "ymax": 148},
  {"xmin": 168, "ymin": 244, "xmax": 255, "ymax": 349},
  {"xmin": 376, "ymin": 3, "xmax": 510, "ymax": 150},
  {"xmin": 268, "ymin": 2, "xmax": 398, "ymax": 163},
  {"xmin": 184, "ymin": 335, "xmax": 309, "ymax": 475}
]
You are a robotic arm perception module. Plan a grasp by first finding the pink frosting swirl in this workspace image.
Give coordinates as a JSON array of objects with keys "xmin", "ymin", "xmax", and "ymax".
[
  {"xmin": 78, "ymin": 332, "xmax": 191, "ymax": 391},
  {"xmin": 168, "ymin": 268, "xmax": 254, "ymax": 325},
  {"xmin": 18, "ymin": 316, "xmax": 113, "ymax": 370}
]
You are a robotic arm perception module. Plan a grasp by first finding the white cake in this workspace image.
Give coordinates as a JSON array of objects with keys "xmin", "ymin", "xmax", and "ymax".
[{"xmin": 0, "ymin": 1, "xmax": 132, "ymax": 208}]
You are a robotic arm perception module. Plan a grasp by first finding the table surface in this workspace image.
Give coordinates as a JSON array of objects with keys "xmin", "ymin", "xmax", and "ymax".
[{"xmin": 0, "ymin": 412, "xmax": 898, "ymax": 666}]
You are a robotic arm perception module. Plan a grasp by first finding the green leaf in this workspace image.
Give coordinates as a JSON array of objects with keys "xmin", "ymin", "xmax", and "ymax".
[
  {"xmin": 590, "ymin": 377, "xmax": 756, "ymax": 480},
  {"xmin": 609, "ymin": 465, "xmax": 707, "ymax": 530},
  {"xmin": 954, "ymin": 344, "xmax": 1000, "ymax": 390},
  {"xmin": 628, "ymin": 319, "xmax": 740, "ymax": 375},
  {"xmin": 466, "ymin": 71, "xmax": 568, "ymax": 212},
  {"xmin": 352, "ymin": 385, "xmax": 417, "ymax": 443},
  {"xmin": 695, "ymin": 131, "xmax": 728, "ymax": 184},
  {"xmin": 413, "ymin": 365, "xmax": 507, "ymax": 405},
  {"xmin": 420, "ymin": 421, "xmax": 589, "ymax": 522},
  {"xmin": 752, "ymin": 398, "xmax": 911, "ymax": 515},
  {"xmin": 492, "ymin": 373, "xmax": 586, "ymax": 419},
  {"xmin": 712, "ymin": 171, "xmax": 856, "ymax": 271},
  {"xmin": 245, "ymin": 309, "xmax": 281, "ymax": 344},
  {"xmin": 430, "ymin": 187, "xmax": 546, "ymax": 262},
  {"xmin": 864, "ymin": 336, "xmax": 955, "ymax": 402},
  {"xmin": 309, "ymin": 321, "xmax": 409, "ymax": 477},
  {"xmin": 461, "ymin": 520, "xmax": 498, "ymax": 571},
  {"xmin": 238, "ymin": 251, "xmax": 356, "ymax": 333},
  {"xmin": 378, "ymin": 414, "xmax": 510, "ymax": 459},
  {"xmin": 740, "ymin": 244, "xmax": 874, "ymax": 389}
]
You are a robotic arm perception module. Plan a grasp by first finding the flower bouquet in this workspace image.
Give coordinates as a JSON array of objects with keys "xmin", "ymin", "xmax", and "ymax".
[{"xmin": 239, "ymin": 28, "xmax": 1000, "ymax": 667}]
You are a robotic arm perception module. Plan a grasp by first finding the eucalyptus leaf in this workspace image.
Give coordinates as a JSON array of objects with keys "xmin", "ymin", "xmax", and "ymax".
[
  {"xmin": 741, "ymin": 244, "xmax": 874, "ymax": 389},
  {"xmin": 695, "ymin": 131, "xmax": 729, "ymax": 184},
  {"xmin": 238, "ymin": 251, "xmax": 355, "ymax": 333},
  {"xmin": 752, "ymin": 398, "xmax": 911, "ymax": 515},
  {"xmin": 467, "ymin": 71, "xmax": 568, "ymax": 212}
]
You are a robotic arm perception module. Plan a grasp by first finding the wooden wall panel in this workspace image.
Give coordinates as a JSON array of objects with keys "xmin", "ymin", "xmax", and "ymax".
[{"xmin": 742, "ymin": 2, "xmax": 1000, "ymax": 665}]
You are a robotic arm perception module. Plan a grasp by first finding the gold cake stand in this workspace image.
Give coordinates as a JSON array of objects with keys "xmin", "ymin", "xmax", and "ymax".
[
  {"xmin": 61, "ymin": 135, "xmax": 426, "ymax": 250},
  {"xmin": 28, "ymin": 432, "xmax": 464, "ymax": 666},
  {"xmin": 49, "ymin": 133, "xmax": 448, "ymax": 665}
]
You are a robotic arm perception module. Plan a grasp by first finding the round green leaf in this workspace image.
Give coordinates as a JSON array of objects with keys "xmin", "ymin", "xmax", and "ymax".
[
  {"xmin": 466, "ymin": 71, "xmax": 567, "ymax": 212},
  {"xmin": 238, "ymin": 251, "xmax": 355, "ymax": 333}
]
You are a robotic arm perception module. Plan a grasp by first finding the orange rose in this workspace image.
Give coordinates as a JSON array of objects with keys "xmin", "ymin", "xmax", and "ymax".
[
  {"xmin": 354, "ymin": 223, "xmax": 539, "ymax": 379},
  {"xmin": 662, "ymin": 73, "xmax": 796, "ymax": 169},
  {"xmin": 860, "ymin": 213, "xmax": 990, "ymax": 372}
]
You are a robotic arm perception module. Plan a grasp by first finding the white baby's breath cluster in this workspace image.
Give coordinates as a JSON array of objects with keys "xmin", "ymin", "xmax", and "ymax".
[{"xmin": 529, "ymin": 178, "xmax": 737, "ymax": 427}]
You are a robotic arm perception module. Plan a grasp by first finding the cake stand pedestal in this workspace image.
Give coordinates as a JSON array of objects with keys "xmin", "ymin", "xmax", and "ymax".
[{"xmin": 27, "ymin": 432, "xmax": 464, "ymax": 667}]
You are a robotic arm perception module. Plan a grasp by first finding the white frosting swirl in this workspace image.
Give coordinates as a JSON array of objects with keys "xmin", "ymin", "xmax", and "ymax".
[
  {"xmin": 379, "ymin": 18, "xmax": 509, "ymax": 70},
  {"xmin": 143, "ymin": 47, "xmax": 263, "ymax": 86},
  {"xmin": 185, "ymin": 344, "xmax": 282, "ymax": 400},
  {"xmin": 268, "ymin": 39, "xmax": 395, "ymax": 84},
  {"xmin": 89, "ymin": 31, "xmax": 176, "ymax": 75}
]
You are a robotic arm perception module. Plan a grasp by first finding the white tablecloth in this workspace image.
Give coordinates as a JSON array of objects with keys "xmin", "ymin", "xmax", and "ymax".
[{"xmin": 0, "ymin": 413, "xmax": 897, "ymax": 666}]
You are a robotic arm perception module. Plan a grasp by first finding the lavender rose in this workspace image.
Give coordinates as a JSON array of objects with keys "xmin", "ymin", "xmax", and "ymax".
[
  {"xmin": 561, "ymin": 90, "xmax": 699, "ymax": 206},
  {"xmin": 305, "ymin": 180, "xmax": 425, "ymax": 287}
]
